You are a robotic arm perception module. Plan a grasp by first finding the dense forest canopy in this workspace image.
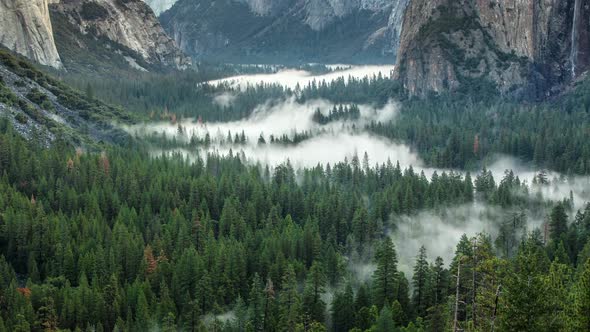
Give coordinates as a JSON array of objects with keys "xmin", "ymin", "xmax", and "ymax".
[
  {"xmin": 65, "ymin": 67, "xmax": 590, "ymax": 174},
  {"xmin": 1, "ymin": 60, "xmax": 590, "ymax": 332}
]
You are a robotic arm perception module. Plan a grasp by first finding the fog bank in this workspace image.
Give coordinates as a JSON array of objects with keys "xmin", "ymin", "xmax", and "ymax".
[{"xmin": 205, "ymin": 65, "xmax": 395, "ymax": 90}]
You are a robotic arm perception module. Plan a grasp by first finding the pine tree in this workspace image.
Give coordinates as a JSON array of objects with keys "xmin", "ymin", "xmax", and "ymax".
[
  {"xmin": 162, "ymin": 312, "xmax": 177, "ymax": 332},
  {"xmin": 12, "ymin": 314, "xmax": 30, "ymax": 332},
  {"xmin": 35, "ymin": 297, "xmax": 58, "ymax": 332},
  {"xmin": 249, "ymin": 274, "xmax": 266, "ymax": 331},
  {"xmin": 412, "ymin": 246, "xmax": 430, "ymax": 318},
  {"xmin": 27, "ymin": 253, "xmax": 40, "ymax": 283},
  {"xmin": 450, "ymin": 234, "xmax": 473, "ymax": 326},
  {"xmin": 0, "ymin": 315, "xmax": 6, "ymax": 332},
  {"xmin": 278, "ymin": 265, "xmax": 301, "ymax": 331},
  {"xmin": 432, "ymin": 256, "xmax": 447, "ymax": 306},
  {"xmin": 263, "ymin": 277, "xmax": 277, "ymax": 331},
  {"xmin": 543, "ymin": 260, "xmax": 570, "ymax": 331},
  {"xmin": 331, "ymin": 284, "xmax": 354, "ymax": 332},
  {"xmin": 549, "ymin": 203, "xmax": 569, "ymax": 242},
  {"xmin": 374, "ymin": 305, "xmax": 395, "ymax": 332},
  {"xmin": 136, "ymin": 289, "xmax": 150, "ymax": 331},
  {"xmin": 303, "ymin": 261, "xmax": 327, "ymax": 323},
  {"xmin": 499, "ymin": 237, "xmax": 550, "ymax": 332},
  {"xmin": 353, "ymin": 284, "xmax": 373, "ymax": 330},
  {"xmin": 395, "ymin": 272, "xmax": 411, "ymax": 326},
  {"xmin": 234, "ymin": 296, "xmax": 248, "ymax": 332},
  {"xmin": 570, "ymin": 258, "xmax": 590, "ymax": 331},
  {"xmin": 158, "ymin": 281, "xmax": 176, "ymax": 321},
  {"xmin": 372, "ymin": 238, "xmax": 398, "ymax": 309}
]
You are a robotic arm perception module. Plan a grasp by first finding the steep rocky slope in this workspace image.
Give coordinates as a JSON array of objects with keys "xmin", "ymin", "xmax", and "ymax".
[
  {"xmin": 160, "ymin": 0, "xmax": 408, "ymax": 63},
  {"xmin": 0, "ymin": 48, "xmax": 131, "ymax": 146},
  {"xmin": 394, "ymin": 0, "xmax": 589, "ymax": 97},
  {"xmin": 0, "ymin": 0, "xmax": 62, "ymax": 68}
]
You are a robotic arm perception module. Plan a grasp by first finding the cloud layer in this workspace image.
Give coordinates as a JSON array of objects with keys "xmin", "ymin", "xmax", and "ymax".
[{"xmin": 205, "ymin": 65, "xmax": 395, "ymax": 90}]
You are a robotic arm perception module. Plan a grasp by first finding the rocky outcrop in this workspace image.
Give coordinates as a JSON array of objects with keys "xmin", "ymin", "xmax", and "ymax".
[
  {"xmin": 0, "ymin": 0, "xmax": 62, "ymax": 68},
  {"xmin": 160, "ymin": 0, "xmax": 408, "ymax": 63},
  {"xmin": 52, "ymin": 0, "xmax": 191, "ymax": 69},
  {"xmin": 394, "ymin": 0, "xmax": 590, "ymax": 97}
]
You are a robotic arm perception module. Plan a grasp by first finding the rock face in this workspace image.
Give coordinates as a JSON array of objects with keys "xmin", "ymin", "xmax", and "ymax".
[
  {"xmin": 0, "ymin": 0, "xmax": 189, "ymax": 71},
  {"xmin": 394, "ymin": 0, "xmax": 590, "ymax": 97},
  {"xmin": 571, "ymin": 0, "xmax": 590, "ymax": 78},
  {"xmin": 52, "ymin": 0, "xmax": 190, "ymax": 70},
  {"xmin": 160, "ymin": 0, "xmax": 408, "ymax": 63},
  {"xmin": 0, "ymin": 0, "xmax": 62, "ymax": 68}
]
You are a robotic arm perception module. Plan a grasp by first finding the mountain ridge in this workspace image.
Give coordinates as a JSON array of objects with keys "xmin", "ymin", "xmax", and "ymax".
[{"xmin": 160, "ymin": 0, "xmax": 408, "ymax": 64}]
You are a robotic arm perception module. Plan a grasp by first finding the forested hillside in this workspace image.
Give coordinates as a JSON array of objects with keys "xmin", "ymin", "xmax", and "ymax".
[
  {"xmin": 1, "ymin": 49, "xmax": 590, "ymax": 331},
  {"xmin": 0, "ymin": 111, "xmax": 590, "ymax": 331}
]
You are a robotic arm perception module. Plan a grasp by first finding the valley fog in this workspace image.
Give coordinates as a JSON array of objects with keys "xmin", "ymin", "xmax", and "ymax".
[
  {"xmin": 205, "ymin": 65, "xmax": 395, "ymax": 90},
  {"xmin": 124, "ymin": 67, "xmax": 590, "ymax": 275}
]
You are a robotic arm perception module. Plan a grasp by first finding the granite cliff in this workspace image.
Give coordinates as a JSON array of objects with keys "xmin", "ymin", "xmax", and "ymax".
[
  {"xmin": 0, "ymin": 0, "xmax": 190, "ymax": 72},
  {"xmin": 0, "ymin": 0, "xmax": 62, "ymax": 68},
  {"xmin": 394, "ymin": 0, "xmax": 590, "ymax": 97},
  {"xmin": 52, "ymin": 0, "xmax": 190, "ymax": 70}
]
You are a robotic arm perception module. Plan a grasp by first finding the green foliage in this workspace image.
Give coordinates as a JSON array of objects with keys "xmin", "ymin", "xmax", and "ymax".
[
  {"xmin": 26, "ymin": 88, "xmax": 55, "ymax": 112},
  {"xmin": 302, "ymin": 261, "xmax": 327, "ymax": 323},
  {"xmin": 374, "ymin": 304, "xmax": 395, "ymax": 332},
  {"xmin": 80, "ymin": 2, "xmax": 109, "ymax": 21},
  {"xmin": 0, "ymin": 79, "xmax": 18, "ymax": 106},
  {"xmin": 372, "ymin": 238, "xmax": 399, "ymax": 309},
  {"xmin": 570, "ymin": 258, "xmax": 590, "ymax": 330}
]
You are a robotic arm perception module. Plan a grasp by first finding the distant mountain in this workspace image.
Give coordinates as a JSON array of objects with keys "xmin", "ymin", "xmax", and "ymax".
[
  {"xmin": 394, "ymin": 0, "xmax": 590, "ymax": 98},
  {"xmin": 160, "ymin": 0, "xmax": 408, "ymax": 64},
  {"xmin": 0, "ymin": 0, "xmax": 190, "ymax": 73},
  {"xmin": 143, "ymin": 0, "xmax": 178, "ymax": 15}
]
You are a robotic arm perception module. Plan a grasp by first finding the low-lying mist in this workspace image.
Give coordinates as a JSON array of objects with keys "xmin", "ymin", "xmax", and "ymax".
[
  {"xmin": 391, "ymin": 203, "xmax": 537, "ymax": 276},
  {"xmin": 125, "ymin": 98, "xmax": 412, "ymax": 169},
  {"xmin": 205, "ymin": 65, "xmax": 395, "ymax": 90},
  {"xmin": 123, "ymin": 92, "xmax": 590, "ymax": 278}
]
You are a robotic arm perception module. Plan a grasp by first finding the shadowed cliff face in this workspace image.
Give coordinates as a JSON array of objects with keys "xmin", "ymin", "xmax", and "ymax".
[
  {"xmin": 0, "ymin": 0, "xmax": 62, "ymax": 68},
  {"xmin": 394, "ymin": 0, "xmax": 590, "ymax": 98}
]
